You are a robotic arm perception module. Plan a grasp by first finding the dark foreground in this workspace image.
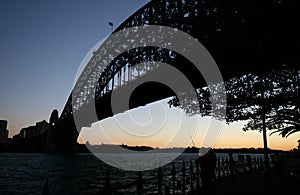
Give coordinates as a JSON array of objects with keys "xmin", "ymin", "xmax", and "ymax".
[{"xmin": 194, "ymin": 168, "xmax": 300, "ymax": 195}]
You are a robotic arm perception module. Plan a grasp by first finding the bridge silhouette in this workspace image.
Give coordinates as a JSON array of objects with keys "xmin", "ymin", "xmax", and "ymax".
[{"xmin": 45, "ymin": 0, "xmax": 299, "ymax": 153}]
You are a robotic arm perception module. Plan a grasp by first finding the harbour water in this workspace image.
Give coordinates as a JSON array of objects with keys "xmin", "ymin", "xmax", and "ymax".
[
  {"xmin": 0, "ymin": 153, "xmax": 200, "ymax": 194},
  {"xmin": 0, "ymin": 152, "xmax": 267, "ymax": 194}
]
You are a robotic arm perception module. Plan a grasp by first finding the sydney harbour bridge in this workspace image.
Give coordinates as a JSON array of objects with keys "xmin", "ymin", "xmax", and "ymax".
[{"xmin": 44, "ymin": 0, "xmax": 299, "ymax": 153}]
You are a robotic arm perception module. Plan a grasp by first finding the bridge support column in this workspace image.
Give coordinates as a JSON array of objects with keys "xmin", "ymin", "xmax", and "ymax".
[{"xmin": 46, "ymin": 109, "xmax": 78, "ymax": 153}]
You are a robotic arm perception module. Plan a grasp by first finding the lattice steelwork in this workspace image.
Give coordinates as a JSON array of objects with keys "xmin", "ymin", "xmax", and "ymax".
[{"xmin": 59, "ymin": 0, "xmax": 299, "ymax": 129}]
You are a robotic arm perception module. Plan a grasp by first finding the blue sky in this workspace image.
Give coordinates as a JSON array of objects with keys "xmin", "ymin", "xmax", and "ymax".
[{"xmin": 0, "ymin": 0, "xmax": 149, "ymax": 136}]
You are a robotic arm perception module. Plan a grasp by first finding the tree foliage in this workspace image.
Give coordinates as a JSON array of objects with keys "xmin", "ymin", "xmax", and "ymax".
[
  {"xmin": 169, "ymin": 65, "xmax": 300, "ymax": 137},
  {"xmin": 229, "ymin": 67, "xmax": 300, "ymax": 137}
]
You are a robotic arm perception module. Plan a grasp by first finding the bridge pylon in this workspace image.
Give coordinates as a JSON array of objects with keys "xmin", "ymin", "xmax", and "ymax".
[{"xmin": 46, "ymin": 109, "xmax": 78, "ymax": 153}]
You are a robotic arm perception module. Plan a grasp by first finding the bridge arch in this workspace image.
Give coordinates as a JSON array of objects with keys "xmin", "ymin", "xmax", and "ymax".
[{"xmin": 54, "ymin": 0, "xmax": 300, "ymax": 152}]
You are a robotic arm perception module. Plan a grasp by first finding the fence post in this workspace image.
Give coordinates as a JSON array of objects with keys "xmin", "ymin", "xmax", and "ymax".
[
  {"xmin": 182, "ymin": 160, "xmax": 186, "ymax": 195},
  {"xmin": 165, "ymin": 185, "xmax": 170, "ymax": 195},
  {"xmin": 172, "ymin": 162, "xmax": 176, "ymax": 195},
  {"xmin": 103, "ymin": 169, "xmax": 112, "ymax": 195},
  {"xmin": 255, "ymin": 156, "xmax": 259, "ymax": 171},
  {"xmin": 190, "ymin": 160, "xmax": 193, "ymax": 192},
  {"xmin": 42, "ymin": 178, "xmax": 49, "ymax": 195},
  {"xmin": 222, "ymin": 158, "xmax": 226, "ymax": 177},
  {"xmin": 253, "ymin": 156, "xmax": 257, "ymax": 170},
  {"xmin": 225, "ymin": 157, "xmax": 229, "ymax": 176},
  {"xmin": 196, "ymin": 159, "xmax": 200, "ymax": 190},
  {"xmin": 137, "ymin": 171, "xmax": 143, "ymax": 195},
  {"xmin": 157, "ymin": 167, "xmax": 163, "ymax": 195},
  {"xmin": 258, "ymin": 156, "xmax": 261, "ymax": 171},
  {"xmin": 258, "ymin": 156, "xmax": 262, "ymax": 172},
  {"xmin": 218, "ymin": 157, "xmax": 221, "ymax": 178}
]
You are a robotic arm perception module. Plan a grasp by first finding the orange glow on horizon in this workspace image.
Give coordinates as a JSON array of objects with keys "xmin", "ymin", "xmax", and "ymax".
[{"xmin": 78, "ymin": 121, "xmax": 300, "ymax": 151}]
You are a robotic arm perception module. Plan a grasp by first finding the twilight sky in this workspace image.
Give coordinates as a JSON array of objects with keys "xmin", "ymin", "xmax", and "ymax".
[
  {"xmin": 0, "ymin": 0, "xmax": 149, "ymax": 136},
  {"xmin": 0, "ymin": 0, "xmax": 299, "ymax": 150}
]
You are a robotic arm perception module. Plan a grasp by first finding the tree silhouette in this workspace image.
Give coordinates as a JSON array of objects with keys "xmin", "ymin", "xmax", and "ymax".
[
  {"xmin": 239, "ymin": 68, "xmax": 300, "ymax": 137},
  {"xmin": 169, "ymin": 65, "xmax": 300, "ymax": 137}
]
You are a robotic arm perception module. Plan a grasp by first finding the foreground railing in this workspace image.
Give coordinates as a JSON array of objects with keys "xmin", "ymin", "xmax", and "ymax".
[{"xmin": 100, "ymin": 154, "xmax": 266, "ymax": 195}]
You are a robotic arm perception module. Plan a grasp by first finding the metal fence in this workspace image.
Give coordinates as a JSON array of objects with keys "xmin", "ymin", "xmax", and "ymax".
[{"xmin": 102, "ymin": 154, "xmax": 265, "ymax": 195}]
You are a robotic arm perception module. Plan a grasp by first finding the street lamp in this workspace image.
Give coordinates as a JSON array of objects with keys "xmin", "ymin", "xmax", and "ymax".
[{"xmin": 108, "ymin": 21, "xmax": 113, "ymax": 32}]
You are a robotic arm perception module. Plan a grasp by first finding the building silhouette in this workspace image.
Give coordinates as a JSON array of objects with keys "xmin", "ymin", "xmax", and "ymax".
[
  {"xmin": 0, "ymin": 120, "xmax": 9, "ymax": 142},
  {"xmin": 13, "ymin": 120, "xmax": 49, "ymax": 140},
  {"xmin": 12, "ymin": 120, "xmax": 49, "ymax": 152}
]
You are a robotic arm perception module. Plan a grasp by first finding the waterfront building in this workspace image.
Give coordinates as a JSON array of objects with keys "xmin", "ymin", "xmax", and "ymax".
[
  {"xmin": 14, "ymin": 120, "xmax": 50, "ymax": 140},
  {"xmin": 36, "ymin": 120, "xmax": 49, "ymax": 135},
  {"xmin": 0, "ymin": 120, "xmax": 9, "ymax": 142}
]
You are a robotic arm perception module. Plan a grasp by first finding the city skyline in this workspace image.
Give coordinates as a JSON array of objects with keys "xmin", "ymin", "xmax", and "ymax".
[{"xmin": 1, "ymin": 0, "xmax": 299, "ymax": 151}]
